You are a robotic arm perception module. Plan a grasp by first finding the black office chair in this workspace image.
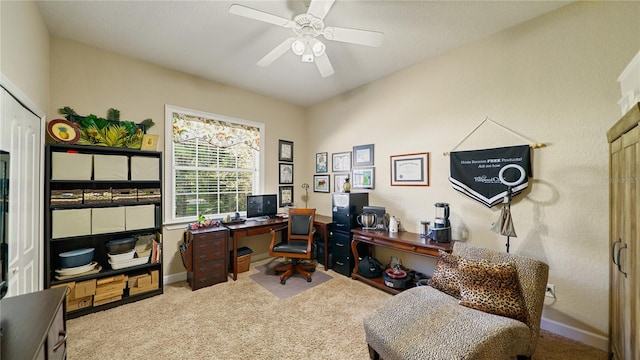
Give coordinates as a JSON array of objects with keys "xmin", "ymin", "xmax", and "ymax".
[{"xmin": 269, "ymin": 208, "xmax": 316, "ymax": 285}]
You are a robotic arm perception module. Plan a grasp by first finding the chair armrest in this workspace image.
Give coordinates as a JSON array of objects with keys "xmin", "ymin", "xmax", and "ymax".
[
  {"xmin": 269, "ymin": 225, "xmax": 289, "ymax": 254},
  {"xmin": 270, "ymin": 225, "xmax": 288, "ymax": 234}
]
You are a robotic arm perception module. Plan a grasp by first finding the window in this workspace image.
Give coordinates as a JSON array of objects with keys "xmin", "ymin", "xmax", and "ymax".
[{"xmin": 164, "ymin": 105, "xmax": 264, "ymax": 224}]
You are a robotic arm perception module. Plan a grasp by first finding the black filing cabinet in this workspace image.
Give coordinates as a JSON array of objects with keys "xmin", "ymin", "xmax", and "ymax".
[{"xmin": 331, "ymin": 193, "xmax": 368, "ymax": 276}]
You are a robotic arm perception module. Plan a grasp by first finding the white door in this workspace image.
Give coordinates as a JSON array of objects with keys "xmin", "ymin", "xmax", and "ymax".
[{"xmin": 0, "ymin": 86, "xmax": 43, "ymax": 296}]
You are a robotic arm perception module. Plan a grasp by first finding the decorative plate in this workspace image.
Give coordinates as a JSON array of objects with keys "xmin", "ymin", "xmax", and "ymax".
[{"xmin": 47, "ymin": 118, "xmax": 80, "ymax": 144}]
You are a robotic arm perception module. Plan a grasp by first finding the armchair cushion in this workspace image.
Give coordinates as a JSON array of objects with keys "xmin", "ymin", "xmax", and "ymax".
[
  {"xmin": 272, "ymin": 240, "xmax": 313, "ymax": 255},
  {"xmin": 458, "ymin": 258, "xmax": 528, "ymax": 323},
  {"xmin": 429, "ymin": 250, "xmax": 462, "ymax": 299}
]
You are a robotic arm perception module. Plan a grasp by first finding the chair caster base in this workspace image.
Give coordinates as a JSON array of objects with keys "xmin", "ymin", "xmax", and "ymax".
[
  {"xmin": 307, "ymin": 278, "xmax": 312, "ymax": 282},
  {"xmin": 280, "ymin": 280, "xmax": 286, "ymax": 285}
]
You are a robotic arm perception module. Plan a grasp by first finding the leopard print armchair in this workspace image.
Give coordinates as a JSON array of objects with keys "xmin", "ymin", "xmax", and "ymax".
[{"xmin": 363, "ymin": 242, "xmax": 549, "ymax": 360}]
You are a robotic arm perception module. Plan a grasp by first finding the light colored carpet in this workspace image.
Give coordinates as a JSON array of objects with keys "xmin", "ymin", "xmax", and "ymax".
[
  {"xmin": 67, "ymin": 259, "xmax": 607, "ymax": 360},
  {"xmin": 249, "ymin": 259, "xmax": 333, "ymax": 299}
]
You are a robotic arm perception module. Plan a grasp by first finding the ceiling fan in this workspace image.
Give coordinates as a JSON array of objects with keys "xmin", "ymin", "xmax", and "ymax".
[{"xmin": 229, "ymin": 0, "xmax": 384, "ymax": 77}]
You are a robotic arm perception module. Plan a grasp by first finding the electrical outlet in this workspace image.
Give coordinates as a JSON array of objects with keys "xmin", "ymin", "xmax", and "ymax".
[{"xmin": 545, "ymin": 284, "xmax": 556, "ymax": 298}]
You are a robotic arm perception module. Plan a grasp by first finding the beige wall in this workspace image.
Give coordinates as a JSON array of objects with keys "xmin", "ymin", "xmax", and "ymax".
[
  {"xmin": 0, "ymin": 0, "xmax": 50, "ymax": 112},
  {"xmin": 306, "ymin": 1, "xmax": 640, "ymax": 343},
  {"xmin": 6, "ymin": 0, "xmax": 640, "ymax": 347},
  {"xmin": 48, "ymin": 37, "xmax": 307, "ymax": 277}
]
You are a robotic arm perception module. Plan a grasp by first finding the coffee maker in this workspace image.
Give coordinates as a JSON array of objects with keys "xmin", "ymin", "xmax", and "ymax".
[{"xmin": 427, "ymin": 202, "xmax": 451, "ymax": 243}]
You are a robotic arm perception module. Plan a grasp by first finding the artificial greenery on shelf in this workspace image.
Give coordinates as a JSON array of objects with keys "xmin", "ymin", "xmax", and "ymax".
[{"xmin": 58, "ymin": 106, "xmax": 155, "ymax": 149}]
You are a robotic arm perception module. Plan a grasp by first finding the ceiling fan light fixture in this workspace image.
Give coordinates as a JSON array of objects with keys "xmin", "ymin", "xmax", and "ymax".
[
  {"xmin": 312, "ymin": 41, "xmax": 325, "ymax": 56},
  {"xmin": 291, "ymin": 39, "xmax": 305, "ymax": 56}
]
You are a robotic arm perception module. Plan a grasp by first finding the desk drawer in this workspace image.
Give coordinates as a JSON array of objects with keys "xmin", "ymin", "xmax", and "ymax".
[
  {"xmin": 193, "ymin": 246, "xmax": 226, "ymax": 264},
  {"xmin": 192, "ymin": 231, "xmax": 227, "ymax": 244},
  {"xmin": 191, "ymin": 258, "xmax": 227, "ymax": 287},
  {"xmin": 193, "ymin": 237, "xmax": 226, "ymax": 259},
  {"xmin": 332, "ymin": 254, "xmax": 353, "ymax": 277},
  {"xmin": 331, "ymin": 240, "xmax": 351, "ymax": 258}
]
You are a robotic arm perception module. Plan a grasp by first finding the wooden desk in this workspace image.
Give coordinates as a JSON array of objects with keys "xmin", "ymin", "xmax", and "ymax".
[
  {"xmin": 314, "ymin": 214, "xmax": 333, "ymax": 271},
  {"xmin": 351, "ymin": 229, "xmax": 454, "ymax": 294},
  {"xmin": 225, "ymin": 215, "xmax": 333, "ymax": 280}
]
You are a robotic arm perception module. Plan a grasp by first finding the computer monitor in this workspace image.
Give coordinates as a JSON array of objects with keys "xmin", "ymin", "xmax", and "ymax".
[{"xmin": 246, "ymin": 194, "xmax": 278, "ymax": 219}]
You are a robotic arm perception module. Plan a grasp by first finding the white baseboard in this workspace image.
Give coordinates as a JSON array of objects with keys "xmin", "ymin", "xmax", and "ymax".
[
  {"xmin": 540, "ymin": 317, "xmax": 608, "ymax": 352},
  {"xmin": 164, "ymin": 271, "xmax": 186, "ymax": 284}
]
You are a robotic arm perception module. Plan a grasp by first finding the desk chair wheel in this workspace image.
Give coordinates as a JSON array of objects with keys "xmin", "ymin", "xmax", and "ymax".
[
  {"xmin": 307, "ymin": 277, "xmax": 312, "ymax": 282},
  {"xmin": 281, "ymin": 279, "xmax": 286, "ymax": 285}
]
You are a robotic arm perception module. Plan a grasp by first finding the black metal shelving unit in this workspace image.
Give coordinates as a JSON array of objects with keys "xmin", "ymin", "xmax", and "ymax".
[{"xmin": 44, "ymin": 143, "xmax": 163, "ymax": 319}]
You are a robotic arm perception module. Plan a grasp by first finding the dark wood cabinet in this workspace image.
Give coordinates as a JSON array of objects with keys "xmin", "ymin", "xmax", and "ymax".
[
  {"xmin": 187, "ymin": 227, "xmax": 229, "ymax": 290},
  {"xmin": 1, "ymin": 287, "xmax": 67, "ymax": 360},
  {"xmin": 44, "ymin": 144, "xmax": 163, "ymax": 319}
]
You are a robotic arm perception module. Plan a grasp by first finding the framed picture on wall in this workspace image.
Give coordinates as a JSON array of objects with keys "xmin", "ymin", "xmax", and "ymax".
[
  {"xmin": 332, "ymin": 152, "xmax": 351, "ymax": 172},
  {"xmin": 334, "ymin": 174, "xmax": 349, "ymax": 193},
  {"xmin": 279, "ymin": 186, "xmax": 294, "ymax": 207},
  {"xmin": 390, "ymin": 152, "xmax": 430, "ymax": 186},
  {"xmin": 316, "ymin": 152, "xmax": 328, "ymax": 173},
  {"xmin": 352, "ymin": 167, "xmax": 375, "ymax": 189},
  {"xmin": 279, "ymin": 140, "xmax": 293, "ymax": 162},
  {"xmin": 353, "ymin": 144, "xmax": 374, "ymax": 167},
  {"xmin": 313, "ymin": 175, "xmax": 330, "ymax": 193},
  {"xmin": 279, "ymin": 163, "xmax": 293, "ymax": 184}
]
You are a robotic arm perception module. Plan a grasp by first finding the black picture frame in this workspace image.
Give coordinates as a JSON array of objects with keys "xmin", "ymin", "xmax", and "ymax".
[
  {"xmin": 279, "ymin": 163, "xmax": 293, "ymax": 184},
  {"xmin": 316, "ymin": 152, "xmax": 328, "ymax": 173},
  {"xmin": 313, "ymin": 175, "xmax": 330, "ymax": 193},
  {"xmin": 353, "ymin": 144, "xmax": 374, "ymax": 167},
  {"xmin": 279, "ymin": 140, "xmax": 293, "ymax": 162},
  {"xmin": 279, "ymin": 186, "xmax": 294, "ymax": 207}
]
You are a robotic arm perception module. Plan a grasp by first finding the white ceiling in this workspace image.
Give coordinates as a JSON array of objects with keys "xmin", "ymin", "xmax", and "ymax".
[{"xmin": 36, "ymin": 0, "xmax": 573, "ymax": 107}]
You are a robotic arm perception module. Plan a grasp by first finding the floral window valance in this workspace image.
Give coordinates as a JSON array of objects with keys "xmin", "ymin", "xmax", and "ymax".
[{"xmin": 172, "ymin": 112, "xmax": 260, "ymax": 151}]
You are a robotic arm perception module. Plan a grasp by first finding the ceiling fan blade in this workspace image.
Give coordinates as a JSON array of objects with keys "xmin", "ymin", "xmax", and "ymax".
[
  {"xmin": 307, "ymin": 0, "xmax": 335, "ymax": 20},
  {"xmin": 257, "ymin": 37, "xmax": 298, "ymax": 67},
  {"xmin": 323, "ymin": 26, "xmax": 384, "ymax": 47},
  {"xmin": 315, "ymin": 52, "xmax": 334, "ymax": 77},
  {"xmin": 229, "ymin": 4, "xmax": 294, "ymax": 28}
]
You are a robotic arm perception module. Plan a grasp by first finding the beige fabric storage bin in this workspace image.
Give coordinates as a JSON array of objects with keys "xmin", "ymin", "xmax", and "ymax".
[
  {"xmin": 93, "ymin": 154, "xmax": 128, "ymax": 180},
  {"xmin": 91, "ymin": 207, "xmax": 126, "ymax": 234},
  {"xmin": 51, "ymin": 152, "xmax": 92, "ymax": 180},
  {"xmin": 125, "ymin": 204, "xmax": 155, "ymax": 230},
  {"xmin": 52, "ymin": 208, "xmax": 92, "ymax": 238},
  {"xmin": 130, "ymin": 156, "xmax": 160, "ymax": 181}
]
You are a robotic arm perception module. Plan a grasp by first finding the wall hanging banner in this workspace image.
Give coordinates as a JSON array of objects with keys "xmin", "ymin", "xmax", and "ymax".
[{"xmin": 449, "ymin": 145, "xmax": 532, "ymax": 207}]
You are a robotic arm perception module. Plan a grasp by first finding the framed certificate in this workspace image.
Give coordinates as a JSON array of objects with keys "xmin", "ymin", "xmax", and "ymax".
[{"xmin": 390, "ymin": 152, "xmax": 430, "ymax": 186}]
